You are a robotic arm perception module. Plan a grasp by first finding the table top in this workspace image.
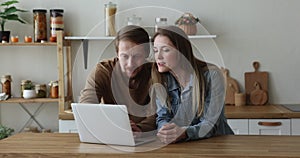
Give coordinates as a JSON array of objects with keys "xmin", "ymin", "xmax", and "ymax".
[{"xmin": 1, "ymin": 133, "xmax": 300, "ymax": 157}]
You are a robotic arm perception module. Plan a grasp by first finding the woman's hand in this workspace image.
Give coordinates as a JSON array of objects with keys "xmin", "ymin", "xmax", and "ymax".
[{"xmin": 157, "ymin": 123, "xmax": 187, "ymax": 144}]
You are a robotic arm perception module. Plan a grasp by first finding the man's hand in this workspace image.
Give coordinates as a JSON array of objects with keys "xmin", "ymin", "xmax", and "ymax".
[
  {"xmin": 157, "ymin": 123, "xmax": 187, "ymax": 144},
  {"xmin": 130, "ymin": 120, "xmax": 142, "ymax": 137}
]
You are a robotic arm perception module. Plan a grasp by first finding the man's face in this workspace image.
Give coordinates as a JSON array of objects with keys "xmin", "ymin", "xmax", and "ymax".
[{"xmin": 117, "ymin": 40, "xmax": 147, "ymax": 78}]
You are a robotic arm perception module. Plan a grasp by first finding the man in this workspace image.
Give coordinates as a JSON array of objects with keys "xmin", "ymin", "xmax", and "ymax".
[{"xmin": 79, "ymin": 25, "xmax": 156, "ymax": 132}]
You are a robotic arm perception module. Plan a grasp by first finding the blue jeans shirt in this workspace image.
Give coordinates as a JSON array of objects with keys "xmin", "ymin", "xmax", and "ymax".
[{"xmin": 156, "ymin": 69, "xmax": 234, "ymax": 141}]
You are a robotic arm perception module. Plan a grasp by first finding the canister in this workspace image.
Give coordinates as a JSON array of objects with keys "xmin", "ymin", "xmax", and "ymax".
[
  {"xmin": 50, "ymin": 9, "xmax": 64, "ymax": 42},
  {"xmin": 33, "ymin": 9, "xmax": 47, "ymax": 42},
  {"xmin": 35, "ymin": 84, "xmax": 47, "ymax": 98},
  {"xmin": 104, "ymin": 2, "xmax": 117, "ymax": 36},
  {"xmin": 49, "ymin": 81, "xmax": 59, "ymax": 98}
]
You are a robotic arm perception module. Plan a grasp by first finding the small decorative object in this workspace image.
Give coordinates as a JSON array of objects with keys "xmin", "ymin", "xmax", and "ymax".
[
  {"xmin": 154, "ymin": 17, "xmax": 168, "ymax": 33},
  {"xmin": 35, "ymin": 84, "xmax": 47, "ymax": 98},
  {"xmin": 21, "ymin": 80, "xmax": 33, "ymax": 97},
  {"xmin": 10, "ymin": 35, "xmax": 18, "ymax": 43},
  {"xmin": 235, "ymin": 93, "xmax": 246, "ymax": 106},
  {"xmin": 24, "ymin": 36, "xmax": 32, "ymax": 43},
  {"xmin": 127, "ymin": 14, "xmax": 141, "ymax": 26},
  {"xmin": 0, "ymin": 0, "xmax": 27, "ymax": 43},
  {"xmin": 1, "ymin": 75, "xmax": 12, "ymax": 98},
  {"xmin": 175, "ymin": 13, "xmax": 200, "ymax": 35},
  {"xmin": 250, "ymin": 81, "xmax": 268, "ymax": 105},
  {"xmin": 49, "ymin": 80, "xmax": 59, "ymax": 98},
  {"xmin": 0, "ymin": 124, "xmax": 14, "ymax": 140}
]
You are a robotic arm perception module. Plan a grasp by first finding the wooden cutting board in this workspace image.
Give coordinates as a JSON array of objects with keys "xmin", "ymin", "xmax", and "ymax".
[
  {"xmin": 245, "ymin": 61, "xmax": 268, "ymax": 105},
  {"xmin": 222, "ymin": 68, "xmax": 240, "ymax": 105}
]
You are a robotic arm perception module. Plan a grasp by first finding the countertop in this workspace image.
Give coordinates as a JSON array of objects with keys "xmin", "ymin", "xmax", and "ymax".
[
  {"xmin": 59, "ymin": 104, "xmax": 300, "ymax": 120},
  {"xmin": 0, "ymin": 133, "xmax": 300, "ymax": 157}
]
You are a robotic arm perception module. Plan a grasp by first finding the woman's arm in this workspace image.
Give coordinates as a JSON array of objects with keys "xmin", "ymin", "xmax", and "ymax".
[{"xmin": 185, "ymin": 69, "xmax": 226, "ymax": 140}]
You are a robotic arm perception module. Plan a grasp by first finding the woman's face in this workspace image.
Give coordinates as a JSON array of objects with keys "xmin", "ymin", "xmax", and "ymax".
[
  {"xmin": 153, "ymin": 35, "xmax": 180, "ymax": 73},
  {"xmin": 117, "ymin": 40, "xmax": 147, "ymax": 78}
]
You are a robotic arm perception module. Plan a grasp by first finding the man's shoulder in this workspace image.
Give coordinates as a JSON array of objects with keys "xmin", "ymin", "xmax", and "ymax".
[{"xmin": 95, "ymin": 57, "xmax": 118, "ymax": 72}]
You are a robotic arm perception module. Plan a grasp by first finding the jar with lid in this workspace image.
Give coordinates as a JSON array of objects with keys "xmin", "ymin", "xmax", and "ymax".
[
  {"xmin": 104, "ymin": 2, "xmax": 117, "ymax": 36},
  {"xmin": 48, "ymin": 81, "xmax": 59, "ymax": 98},
  {"xmin": 33, "ymin": 9, "xmax": 47, "ymax": 42},
  {"xmin": 127, "ymin": 14, "xmax": 141, "ymax": 26},
  {"xmin": 50, "ymin": 9, "xmax": 64, "ymax": 42},
  {"xmin": 1, "ymin": 75, "xmax": 12, "ymax": 98},
  {"xmin": 21, "ymin": 80, "xmax": 33, "ymax": 98},
  {"xmin": 35, "ymin": 84, "xmax": 47, "ymax": 98},
  {"xmin": 155, "ymin": 17, "xmax": 168, "ymax": 32}
]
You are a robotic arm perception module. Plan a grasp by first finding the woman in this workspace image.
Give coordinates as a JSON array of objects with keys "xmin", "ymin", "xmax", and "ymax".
[{"xmin": 151, "ymin": 26, "xmax": 233, "ymax": 144}]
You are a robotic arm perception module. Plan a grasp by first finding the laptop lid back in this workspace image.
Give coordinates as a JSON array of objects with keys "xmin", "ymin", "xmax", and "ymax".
[{"xmin": 71, "ymin": 103, "xmax": 136, "ymax": 146}]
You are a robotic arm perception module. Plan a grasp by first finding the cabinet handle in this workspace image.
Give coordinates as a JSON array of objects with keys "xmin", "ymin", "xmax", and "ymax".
[{"xmin": 258, "ymin": 121, "xmax": 282, "ymax": 126}]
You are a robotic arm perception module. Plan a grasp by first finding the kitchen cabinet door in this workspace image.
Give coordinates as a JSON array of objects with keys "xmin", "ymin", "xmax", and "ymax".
[
  {"xmin": 227, "ymin": 119, "xmax": 249, "ymax": 135},
  {"xmin": 249, "ymin": 119, "xmax": 290, "ymax": 135},
  {"xmin": 292, "ymin": 118, "xmax": 300, "ymax": 135}
]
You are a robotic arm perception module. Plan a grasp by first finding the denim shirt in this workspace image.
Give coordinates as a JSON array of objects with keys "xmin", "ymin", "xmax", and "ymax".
[{"xmin": 156, "ymin": 69, "xmax": 234, "ymax": 141}]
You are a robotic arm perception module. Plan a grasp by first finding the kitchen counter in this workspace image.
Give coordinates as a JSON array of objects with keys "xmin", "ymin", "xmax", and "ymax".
[
  {"xmin": 60, "ymin": 104, "xmax": 300, "ymax": 120},
  {"xmin": 225, "ymin": 104, "xmax": 300, "ymax": 119},
  {"xmin": 0, "ymin": 133, "xmax": 300, "ymax": 157}
]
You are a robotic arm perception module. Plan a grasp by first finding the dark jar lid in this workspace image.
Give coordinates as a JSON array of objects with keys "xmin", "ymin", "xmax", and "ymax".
[
  {"xmin": 33, "ymin": 9, "xmax": 47, "ymax": 13},
  {"xmin": 50, "ymin": 9, "xmax": 64, "ymax": 13}
]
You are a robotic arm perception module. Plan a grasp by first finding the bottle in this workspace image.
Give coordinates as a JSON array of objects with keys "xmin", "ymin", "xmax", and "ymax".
[
  {"xmin": 1, "ymin": 75, "xmax": 12, "ymax": 98},
  {"xmin": 104, "ymin": 2, "xmax": 117, "ymax": 36},
  {"xmin": 155, "ymin": 17, "xmax": 168, "ymax": 32},
  {"xmin": 50, "ymin": 9, "xmax": 64, "ymax": 42},
  {"xmin": 33, "ymin": 9, "xmax": 47, "ymax": 42}
]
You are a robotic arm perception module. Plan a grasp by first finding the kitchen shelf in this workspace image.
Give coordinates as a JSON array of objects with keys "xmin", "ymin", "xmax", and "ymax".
[
  {"xmin": 64, "ymin": 35, "xmax": 217, "ymax": 69},
  {"xmin": 0, "ymin": 31, "xmax": 73, "ymax": 121},
  {"xmin": 0, "ymin": 97, "xmax": 59, "ymax": 103}
]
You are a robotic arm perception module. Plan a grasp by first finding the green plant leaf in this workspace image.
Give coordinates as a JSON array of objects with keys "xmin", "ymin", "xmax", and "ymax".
[{"xmin": 0, "ymin": 0, "xmax": 19, "ymax": 7}]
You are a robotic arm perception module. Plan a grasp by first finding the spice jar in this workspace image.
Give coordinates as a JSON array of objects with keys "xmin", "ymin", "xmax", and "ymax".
[
  {"xmin": 21, "ymin": 80, "xmax": 32, "ymax": 98},
  {"xmin": 1, "ymin": 75, "xmax": 12, "ymax": 98},
  {"xmin": 33, "ymin": 9, "xmax": 47, "ymax": 42},
  {"xmin": 155, "ymin": 17, "xmax": 168, "ymax": 33},
  {"xmin": 49, "ymin": 81, "xmax": 59, "ymax": 98},
  {"xmin": 35, "ymin": 84, "xmax": 47, "ymax": 98},
  {"xmin": 50, "ymin": 9, "xmax": 64, "ymax": 42}
]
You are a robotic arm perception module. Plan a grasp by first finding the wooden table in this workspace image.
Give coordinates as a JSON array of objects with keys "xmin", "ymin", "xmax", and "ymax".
[{"xmin": 1, "ymin": 133, "xmax": 300, "ymax": 157}]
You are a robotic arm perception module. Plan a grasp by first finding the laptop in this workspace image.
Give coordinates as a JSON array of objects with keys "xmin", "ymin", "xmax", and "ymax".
[{"xmin": 71, "ymin": 103, "xmax": 156, "ymax": 146}]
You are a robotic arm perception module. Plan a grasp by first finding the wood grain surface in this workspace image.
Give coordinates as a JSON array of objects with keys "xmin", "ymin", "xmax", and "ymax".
[
  {"xmin": 1, "ymin": 133, "xmax": 300, "ymax": 157},
  {"xmin": 222, "ymin": 68, "xmax": 240, "ymax": 105}
]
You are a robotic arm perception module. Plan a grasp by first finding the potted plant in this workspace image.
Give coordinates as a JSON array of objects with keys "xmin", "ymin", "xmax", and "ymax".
[
  {"xmin": 0, "ymin": 124, "xmax": 14, "ymax": 140},
  {"xmin": 0, "ymin": 0, "xmax": 27, "ymax": 43}
]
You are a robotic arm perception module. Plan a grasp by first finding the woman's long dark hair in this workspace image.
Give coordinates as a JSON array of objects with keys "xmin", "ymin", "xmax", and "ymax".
[{"xmin": 151, "ymin": 25, "xmax": 206, "ymax": 117}]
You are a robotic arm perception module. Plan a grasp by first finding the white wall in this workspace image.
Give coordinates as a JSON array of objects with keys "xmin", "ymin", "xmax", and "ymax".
[{"xmin": 1, "ymin": 0, "xmax": 300, "ymax": 132}]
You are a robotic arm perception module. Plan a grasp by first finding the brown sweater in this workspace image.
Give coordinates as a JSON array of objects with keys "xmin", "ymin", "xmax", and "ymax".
[{"xmin": 79, "ymin": 57, "xmax": 156, "ymax": 132}]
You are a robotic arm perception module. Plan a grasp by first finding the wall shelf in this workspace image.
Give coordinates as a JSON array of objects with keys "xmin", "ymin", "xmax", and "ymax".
[{"xmin": 64, "ymin": 35, "xmax": 217, "ymax": 69}]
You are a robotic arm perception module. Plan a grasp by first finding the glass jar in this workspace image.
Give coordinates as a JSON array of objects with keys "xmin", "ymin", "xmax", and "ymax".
[
  {"xmin": 104, "ymin": 2, "xmax": 117, "ymax": 36},
  {"xmin": 21, "ymin": 80, "xmax": 32, "ymax": 98},
  {"xmin": 49, "ymin": 81, "xmax": 59, "ymax": 98},
  {"xmin": 50, "ymin": 9, "xmax": 64, "ymax": 42},
  {"xmin": 1, "ymin": 75, "xmax": 12, "ymax": 98},
  {"xmin": 127, "ymin": 14, "xmax": 141, "ymax": 26},
  {"xmin": 35, "ymin": 84, "xmax": 47, "ymax": 98},
  {"xmin": 33, "ymin": 9, "xmax": 47, "ymax": 42},
  {"xmin": 155, "ymin": 17, "xmax": 168, "ymax": 32}
]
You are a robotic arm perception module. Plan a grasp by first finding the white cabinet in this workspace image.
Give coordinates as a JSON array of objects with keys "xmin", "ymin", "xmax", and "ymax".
[
  {"xmin": 291, "ymin": 118, "xmax": 300, "ymax": 135},
  {"xmin": 227, "ymin": 119, "xmax": 248, "ymax": 135},
  {"xmin": 249, "ymin": 119, "xmax": 290, "ymax": 135},
  {"xmin": 59, "ymin": 120, "xmax": 77, "ymax": 133}
]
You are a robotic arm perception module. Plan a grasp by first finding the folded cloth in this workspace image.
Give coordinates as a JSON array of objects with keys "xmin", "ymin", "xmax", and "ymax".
[{"xmin": 0, "ymin": 93, "xmax": 9, "ymax": 101}]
